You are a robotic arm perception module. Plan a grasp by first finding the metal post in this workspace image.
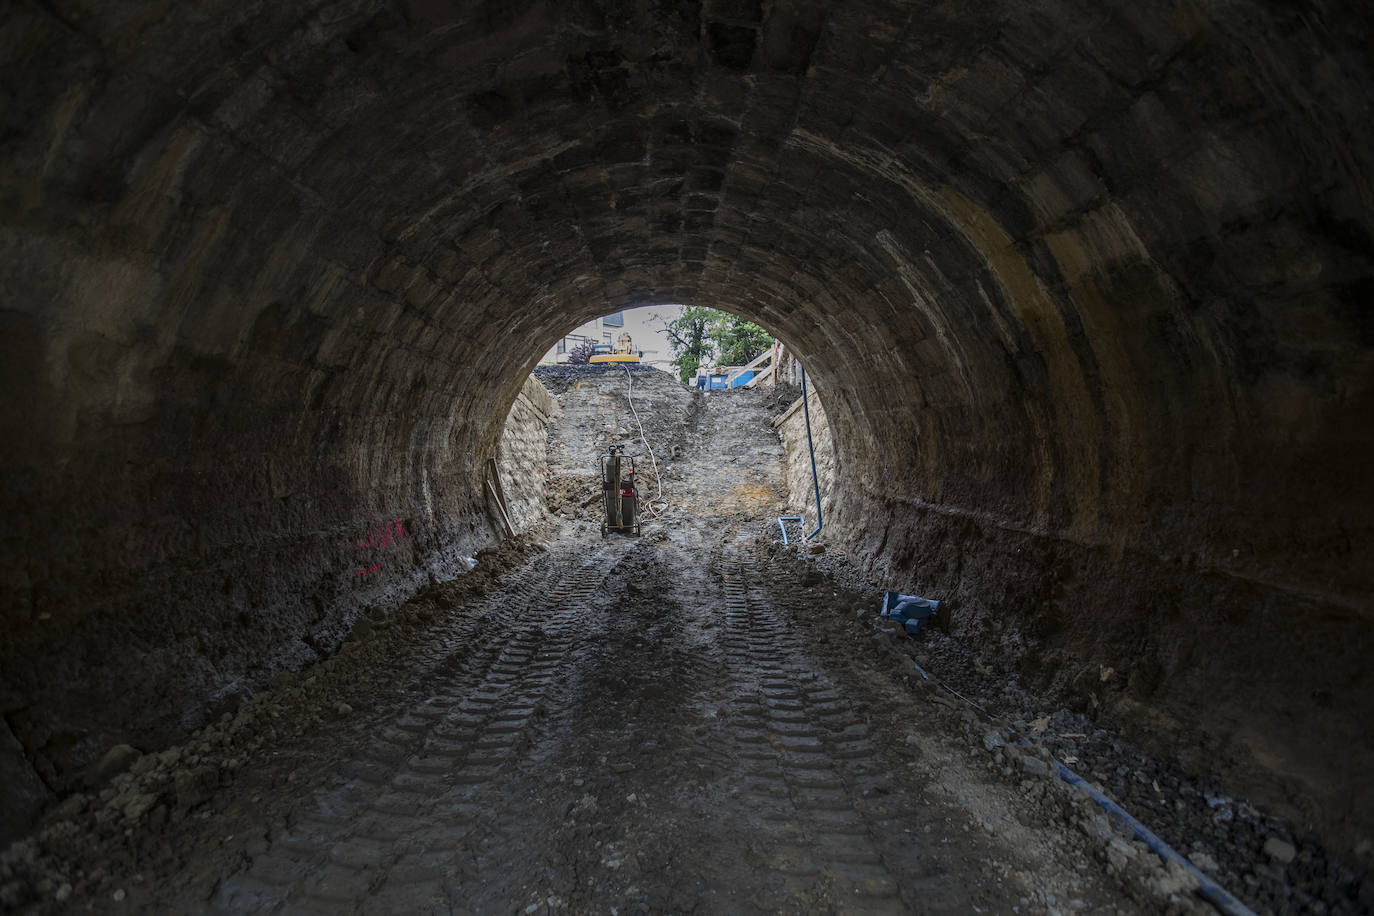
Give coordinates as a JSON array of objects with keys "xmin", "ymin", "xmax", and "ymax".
[{"xmin": 801, "ymin": 365, "xmax": 823, "ymax": 541}]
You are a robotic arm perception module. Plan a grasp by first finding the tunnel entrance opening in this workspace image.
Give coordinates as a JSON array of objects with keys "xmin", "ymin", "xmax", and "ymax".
[{"xmin": 494, "ymin": 302, "xmax": 829, "ymax": 546}]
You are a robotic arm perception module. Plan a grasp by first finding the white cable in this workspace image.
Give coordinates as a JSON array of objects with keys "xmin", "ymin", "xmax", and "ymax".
[{"xmin": 623, "ymin": 366, "xmax": 669, "ymax": 519}]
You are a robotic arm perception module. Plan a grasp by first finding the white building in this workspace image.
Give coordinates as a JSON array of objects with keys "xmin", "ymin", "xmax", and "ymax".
[{"xmin": 541, "ymin": 306, "xmax": 683, "ymax": 371}]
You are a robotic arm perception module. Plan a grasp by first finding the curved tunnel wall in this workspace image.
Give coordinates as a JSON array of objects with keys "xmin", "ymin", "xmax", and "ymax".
[{"xmin": 1, "ymin": 0, "xmax": 1371, "ymax": 845}]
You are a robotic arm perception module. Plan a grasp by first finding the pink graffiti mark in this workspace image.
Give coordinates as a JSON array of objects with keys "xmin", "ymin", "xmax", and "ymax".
[
  {"xmin": 358, "ymin": 517, "xmax": 407, "ymax": 549},
  {"xmin": 354, "ymin": 518, "xmax": 408, "ymax": 579}
]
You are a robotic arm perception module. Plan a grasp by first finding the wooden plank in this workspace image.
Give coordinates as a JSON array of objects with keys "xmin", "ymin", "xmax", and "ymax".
[
  {"xmin": 486, "ymin": 477, "xmax": 516, "ymax": 538},
  {"xmin": 486, "ymin": 457, "xmax": 510, "ymax": 512},
  {"xmin": 725, "ymin": 347, "xmax": 774, "ymax": 385},
  {"xmin": 772, "ymin": 388, "xmax": 817, "ymax": 428}
]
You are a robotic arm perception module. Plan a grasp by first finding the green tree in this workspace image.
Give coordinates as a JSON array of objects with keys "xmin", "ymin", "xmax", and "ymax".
[
  {"xmin": 658, "ymin": 307, "xmax": 775, "ymax": 382},
  {"xmin": 658, "ymin": 306, "xmax": 717, "ymax": 382},
  {"xmin": 712, "ymin": 314, "xmax": 773, "ymax": 367}
]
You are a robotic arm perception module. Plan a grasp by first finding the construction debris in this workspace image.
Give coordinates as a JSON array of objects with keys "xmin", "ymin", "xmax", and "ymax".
[{"xmin": 880, "ymin": 591, "xmax": 942, "ymax": 636}]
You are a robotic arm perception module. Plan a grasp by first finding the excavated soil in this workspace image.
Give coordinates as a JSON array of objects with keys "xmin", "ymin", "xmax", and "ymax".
[
  {"xmin": 536, "ymin": 365, "xmax": 795, "ymax": 526},
  {"xmin": 0, "ymin": 369, "xmax": 1367, "ymax": 915}
]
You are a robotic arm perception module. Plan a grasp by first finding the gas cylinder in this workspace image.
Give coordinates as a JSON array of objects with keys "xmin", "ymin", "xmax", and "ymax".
[{"xmin": 619, "ymin": 481, "xmax": 636, "ymax": 527}]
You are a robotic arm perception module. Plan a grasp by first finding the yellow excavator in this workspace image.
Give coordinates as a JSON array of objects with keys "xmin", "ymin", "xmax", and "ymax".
[{"xmin": 588, "ymin": 332, "xmax": 642, "ymax": 364}]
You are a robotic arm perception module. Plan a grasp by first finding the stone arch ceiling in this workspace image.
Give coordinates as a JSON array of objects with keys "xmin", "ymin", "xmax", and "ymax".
[{"xmin": 2, "ymin": 0, "xmax": 1372, "ymax": 846}]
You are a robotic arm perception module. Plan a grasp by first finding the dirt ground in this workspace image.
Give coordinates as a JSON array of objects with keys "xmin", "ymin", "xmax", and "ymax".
[{"xmin": 0, "ymin": 368, "xmax": 1367, "ymax": 915}]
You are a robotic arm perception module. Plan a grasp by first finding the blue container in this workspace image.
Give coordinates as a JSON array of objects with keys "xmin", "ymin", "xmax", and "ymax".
[
  {"xmin": 708, "ymin": 374, "xmax": 728, "ymax": 390},
  {"xmin": 729, "ymin": 370, "xmax": 755, "ymax": 387}
]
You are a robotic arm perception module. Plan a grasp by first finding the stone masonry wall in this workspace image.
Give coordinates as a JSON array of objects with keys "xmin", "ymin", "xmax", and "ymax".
[{"xmin": 494, "ymin": 377, "xmax": 555, "ymax": 532}]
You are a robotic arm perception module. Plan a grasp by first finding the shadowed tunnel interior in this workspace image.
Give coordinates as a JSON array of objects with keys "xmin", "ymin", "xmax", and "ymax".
[{"xmin": 1, "ymin": 0, "xmax": 1372, "ymax": 855}]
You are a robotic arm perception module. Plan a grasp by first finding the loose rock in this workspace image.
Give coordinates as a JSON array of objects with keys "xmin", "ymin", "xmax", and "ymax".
[
  {"xmin": 1262, "ymin": 836, "xmax": 1296, "ymax": 865},
  {"xmin": 87, "ymin": 745, "xmax": 142, "ymax": 788},
  {"xmin": 174, "ymin": 766, "xmax": 219, "ymax": 812}
]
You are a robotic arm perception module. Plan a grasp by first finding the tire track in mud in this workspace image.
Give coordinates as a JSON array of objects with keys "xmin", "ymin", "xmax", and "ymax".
[
  {"xmin": 448, "ymin": 539, "xmax": 733, "ymax": 914},
  {"xmin": 202, "ymin": 533, "xmax": 1026, "ymax": 915},
  {"xmin": 208, "ymin": 545, "xmax": 630, "ymax": 915},
  {"xmin": 715, "ymin": 551, "xmax": 907, "ymax": 914},
  {"xmin": 739, "ymin": 544, "xmax": 1152, "ymax": 916}
]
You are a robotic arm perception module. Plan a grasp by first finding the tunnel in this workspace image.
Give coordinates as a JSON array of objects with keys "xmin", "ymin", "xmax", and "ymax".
[{"xmin": 2, "ymin": 0, "xmax": 1372, "ymax": 894}]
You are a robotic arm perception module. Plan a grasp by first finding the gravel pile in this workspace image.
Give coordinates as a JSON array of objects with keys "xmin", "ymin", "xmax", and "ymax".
[{"xmin": 532, "ymin": 363, "xmax": 666, "ymax": 393}]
